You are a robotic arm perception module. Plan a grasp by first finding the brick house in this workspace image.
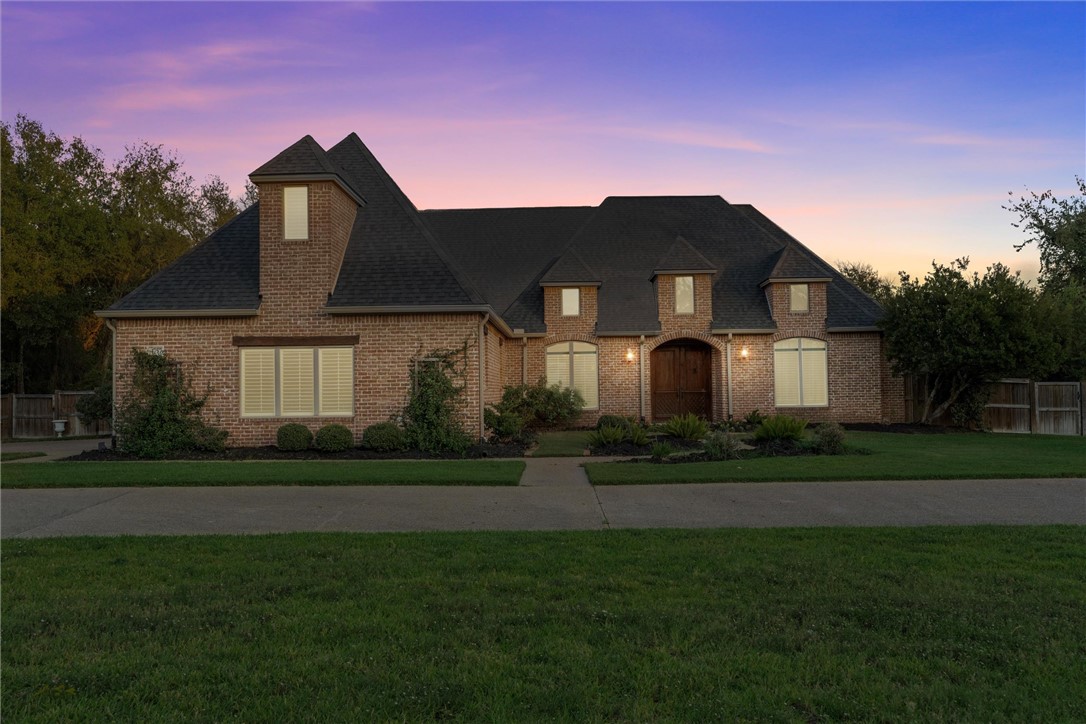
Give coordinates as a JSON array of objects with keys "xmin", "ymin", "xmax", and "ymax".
[{"xmin": 99, "ymin": 133, "xmax": 905, "ymax": 445}]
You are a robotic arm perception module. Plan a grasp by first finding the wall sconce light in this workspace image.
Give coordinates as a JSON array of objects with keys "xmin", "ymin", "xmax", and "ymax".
[
  {"xmin": 626, "ymin": 348, "xmax": 636, "ymax": 364},
  {"xmin": 740, "ymin": 346, "xmax": 749, "ymax": 359}
]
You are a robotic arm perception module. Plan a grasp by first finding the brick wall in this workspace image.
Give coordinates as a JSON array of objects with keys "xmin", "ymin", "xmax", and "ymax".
[
  {"xmin": 543, "ymin": 286, "xmax": 598, "ymax": 336},
  {"xmin": 655, "ymin": 273, "xmax": 714, "ymax": 332}
]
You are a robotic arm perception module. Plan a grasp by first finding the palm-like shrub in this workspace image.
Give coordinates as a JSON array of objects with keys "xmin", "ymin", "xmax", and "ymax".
[
  {"xmin": 703, "ymin": 430, "xmax": 742, "ymax": 461},
  {"xmin": 661, "ymin": 413, "xmax": 708, "ymax": 441},
  {"xmin": 588, "ymin": 424, "xmax": 628, "ymax": 449}
]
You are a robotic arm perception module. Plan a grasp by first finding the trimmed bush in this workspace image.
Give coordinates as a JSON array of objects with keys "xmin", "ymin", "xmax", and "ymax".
[
  {"xmin": 588, "ymin": 424, "xmax": 627, "ymax": 449},
  {"xmin": 812, "ymin": 422, "xmax": 847, "ymax": 455},
  {"xmin": 277, "ymin": 423, "xmax": 313, "ymax": 451},
  {"xmin": 493, "ymin": 381, "xmax": 583, "ymax": 430},
  {"xmin": 651, "ymin": 442, "xmax": 675, "ymax": 461},
  {"xmin": 703, "ymin": 430, "xmax": 743, "ymax": 461},
  {"xmin": 754, "ymin": 415, "xmax": 808, "ymax": 442},
  {"xmin": 662, "ymin": 412, "xmax": 708, "ymax": 441},
  {"xmin": 76, "ymin": 383, "xmax": 112, "ymax": 427},
  {"xmin": 362, "ymin": 422, "xmax": 408, "ymax": 452},
  {"xmin": 315, "ymin": 424, "xmax": 353, "ymax": 453},
  {"xmin": 628, "ymin": 424, "xmax": 650, "ymax": 447},
  {"xmin": 484, "ymin": 408, "xmax": 526, "ymax": 444}
]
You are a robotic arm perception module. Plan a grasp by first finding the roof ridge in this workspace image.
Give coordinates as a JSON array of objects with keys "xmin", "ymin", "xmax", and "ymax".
[
  {"xmin": 330, "ymin": 133, "xmax": 486, "ymax": 306},
  {"xmin": 654, "ymin": 235, "xmax": 717, "ymax": 272},
  {"xmin": 420, "ymin": 205, "xmax": 597, "ymax": 213}
]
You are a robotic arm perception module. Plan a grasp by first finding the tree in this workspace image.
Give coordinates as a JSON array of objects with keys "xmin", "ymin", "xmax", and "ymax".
[
  {"xmin": 1004, "ymin": 177, "xmax": 1086, "ymax": 292},
  {"xmin": 199, "ymin": 175, "xmax": 243, "ymax": 234},
  {"xmin": 881, "ymin": 258, "xmax": 1061, "ymax": 423},
  {"xmin": 836, "ymin": 260, "xmax": 894, "ymax": 302}
]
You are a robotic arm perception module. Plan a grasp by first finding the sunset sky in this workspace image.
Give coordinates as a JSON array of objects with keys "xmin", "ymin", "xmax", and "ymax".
[{"xmin": 3, "ymin": 1, "xmax": 1083, "ymax": 283}]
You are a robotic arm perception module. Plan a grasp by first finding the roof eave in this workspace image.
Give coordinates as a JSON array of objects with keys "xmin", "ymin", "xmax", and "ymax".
[
  {"xmin": 826, "ymin": 326, "xmax": 881, "ymax": 333},
  {"xmin": 710, "ymin": 327, "xmax": 777, "ymax": 335},
  {"xmin": 248, "ymin": 172, "xmax": 366, "ymax": 206},
  {"xmin": 652, "ymin": 268, "xmax": 717, "ymax": 279},
  {"xmin": 759, "ymin": 276, "xmax": 833, "ymax": 288},
  {"xmin": 97, "ymin": 308, "xmax": 260, "ymax": 319},
  {"xmin": 539, "ymin": 281, "xmax": 602, "ymax": 288},
  {"xmin": 324, "ymin": 304, "xmax": 518, "ymax": 337}
]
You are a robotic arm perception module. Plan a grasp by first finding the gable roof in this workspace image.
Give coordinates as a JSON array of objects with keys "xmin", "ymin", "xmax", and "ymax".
[
  {"xmin": 105, "ymin": 204, "xmax": 260, "ymax": 315},
  {"xmin": 102, "ymin": 132, "xmax": 883, "ymax": 333}
]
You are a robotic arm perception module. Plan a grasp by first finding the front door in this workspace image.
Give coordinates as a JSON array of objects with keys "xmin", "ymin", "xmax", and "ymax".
[{"xmin": 651, "ymin": 340, "xmax": 712, "ymax": 421}]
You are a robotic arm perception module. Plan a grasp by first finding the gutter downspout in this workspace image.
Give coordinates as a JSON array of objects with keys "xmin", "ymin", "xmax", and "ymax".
[
  {"xmin": 726, "ymin": 333, "xmax": 734, "ymax": 419},
  {"xmin": 105, "ymin": 318, "xmax": 117, "ymax": 448},
  {"xmin": 639, "ymin": 335, "xmax": 646, "ymax": 422},
  {"xmin": 479, "ymin": 313, "xmax": 490, "ymax": 441}
]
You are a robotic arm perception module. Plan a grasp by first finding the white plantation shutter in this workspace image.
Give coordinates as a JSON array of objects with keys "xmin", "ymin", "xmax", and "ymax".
[
  {"xmin": 319, "ymin": 347, "xmax": 354, "ymax": 416},
  {"xmin": 280, "ymin": 348, "xmax": 315, "ymax": 416},
  {"xmin": 800, "ymin": 340, "xmax": 828, "ymax": 406},
  {"xmin": 546, "ymin": 347, "xmax": 571, "ymax": 389},
  {"xmin": 571, "ymin": 343, "xmax": 599, "ymax": 409},
  {"xmin": 561, "ymin": 288, "xmax": 580, "ymax": 316},
  {"xmin": 675, "ymin": 276, "xmax": 694, "ymax": 314},
  {"xmin": 240, "ymin": 348, "xmax": 275, "ymax": 417},
  {"xmin": 790, "ymin": 284, "xmax": 809, "ymax": 312},
  {"xmin": 774, "ymin": 340, "xmax": 801, "ymax": 407},
  {"xmin": 283, "ymin": 186, "xmax": 308, "ymax": 240}
]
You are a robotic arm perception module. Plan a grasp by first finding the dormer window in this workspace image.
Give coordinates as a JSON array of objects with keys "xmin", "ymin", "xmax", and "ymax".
[
  {"xmin": 675, "ymin": 276, "xmax": 694, "ymax": 315},
  {"xmin": 283, "ymin": 186, "xmax": 309, "ymax": 240},
  {"xmin": 790, "ymin": 284, "xmax": 809, "ymax": 313},
  {"xmin": 561, "ymin": 288, "xmax": 580, "ymax": 316}
]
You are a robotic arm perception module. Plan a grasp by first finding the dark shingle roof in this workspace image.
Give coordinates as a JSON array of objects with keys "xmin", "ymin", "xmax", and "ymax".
[
  {"xmin": 250, "ymin": 135, "xmax": 341, "ymax": 178},
  {"xmin": 539, "ymin": 248, "xmax": 601, "ymax": 286},
  {"xmin": 106, "ymin": 204, "xmax": 260, "ymax": 312},
  {"xmin": 325, "ymin": 134, "xmax": 484, "ymax": 308},
  {"xmin": 764, "ymin": 244, "xmax": 833, "ymax": 282},
  {"xmin": 654, "ymin": 236, "xmax": 716, "ymax": 275}
]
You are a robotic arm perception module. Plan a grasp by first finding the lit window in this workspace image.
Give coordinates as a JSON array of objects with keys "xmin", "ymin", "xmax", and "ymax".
[
  {"xmin": 790, "ymin": 284, "xmax": 809, "ymax": 313},
  {"xmin": 561, "ymin": 288, "xmax": 580, "ymax": 316},
  {"xmin": 675, "ymin": 276, "xmax": 694, "ymax": 314},
  {"xmin": 240, "ymin": 346, "xmax": 353, "ymax": 417},
  {"xmin": 545, "ymin": 341, "xmax": 598, "ymax": 409},
  {"xmin": 283, "ymin": 186, "xmax": 309, "ymax": 240},
  {"xmin": 773, "ymin": 337, "xmax": 827, "ymax": 407}
]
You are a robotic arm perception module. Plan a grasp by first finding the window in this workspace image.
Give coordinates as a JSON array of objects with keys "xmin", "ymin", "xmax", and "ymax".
[
  {"xmin": 774, "ymin": 338, "xmax": 827, "ymax": 407},
  {"xmin": 546, "ymin": 341, "xmax": 598, "ymax": 409},
  {"xmin": 675, "ymin": 276, "xmax": 694, "ymax": 315},
  {"xmin": 240, "ymin": 346, "xmax": 353, "ymax": 417},
  {"xmin": 561, "ymin": 288, "xmax": 580, "ymax": 316},
  {"xmin": 283, "ymin": 186, "xmax": 308, "ymax": 240},
  {"xmin": 790, "ymin": 284, "xmax": 809, "ymax": 313}
]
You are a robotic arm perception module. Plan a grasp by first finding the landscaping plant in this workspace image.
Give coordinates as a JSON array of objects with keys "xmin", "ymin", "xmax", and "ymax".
[
  {"xmin": 276, "ymin": 423, "xmax": 313, "ymax": 451},
  {"xmin": 661, "ymin": 412, "xmax": 708, "ymax": 441},
  {"xmin": 404, "ymin": 346, "xmax": 471, "ymax": 455},
  {"xmin": 75, "ymin": 383, "xmax": 112, "ymax": 428},
  {"xmin": 628, "ymin": 424, "xmax": 650, "ymax": 447},
  {"xmin": 483, "ymin": 408, "xmax": 527, "ymax": 444},
  {"xmin": 490, "ymin": 380, "xmax": 584, "ymax": 430},
  {"xmin": 114, "ymin": 349, "xmax": 228, "ymax": 459},
  {"xmin": 587, "ymin": 424, "xmax": 627, "ymax": 449},
  {"xmin": 314, "ymin": 424, "xmax": 354, "ymax": 453},
  {"xmin": 812, "ymin": 422, "xmax": 847, "ymax": 455},
  {"xmin": 651, "ymin": 442, "xmax": 675, "ymax": 461},
  {"xmin": 361, "ymin": 422, "xmax": 408, "ymax": 452},
  {"xmin": 753, "ymin": 415, "xmax": 808, "ymax": 442},
  {"xmin": 596, "ymin": 415, "xmax": 632, "ymax": 432},
  {"xmin": 703, "ymin": 430, "xmax": 743, "ymax": 461}
]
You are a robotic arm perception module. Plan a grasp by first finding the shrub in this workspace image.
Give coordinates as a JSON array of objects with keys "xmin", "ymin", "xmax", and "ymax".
[
  {"xmin": 362, "ymin": 422, "xmax": 408, "ymax": 452},
  {"xmin": 484, "ymin": 408, "xmax": 526, "ymax": 444},
  {"xmin": 743, "ymin": 409, "xmax": 767, "ymax": 427},
  {"xmin": 812, "ymin": 422, "xmax": 847, "ymax": 455},
  {"xmin": 651, "ymin": 442, "xmax": 675, "ymax": 461},
  {"xmin": 628, "ymin": 424, "xmax": 650, "ymax": 447},
  {"xmin": 277, "ymin": 423, "xmax": 313, "ymax": 451},
  {"xmin": 950, "ymin": 386, "xmax": 991, "ymax": 430},
  {"xmin": 404, "ymin": 346, "xmax": 471, "ymax": 455},
  {"xmin": 588, "ymin": 424, "xmax": 627, "ymax": 449},
  {"xmin": 315, "ymin": 424, "xmax": 353, "ymax": 453},
  {"xmin": 493, "ymin": 381, "xmax": 583, "ymax": 430},
  {"xmin": 754, "ymin": 415, "xmax": 808, "ymax": 442},
  {"xmin": 596, "ymin": 415, "xmax": 632, "ymax": 432},
  {"xmin": 703, "ymin": 430, "xmax": 743, "ymax": 461},
  {"xmin": 114, "ymin": 349, "xmax": 228, "ymax": 459},
  {"xmin": 662, "ymin": 412, "xmax": 708, "ymax": 441},
  {"xmin": 76, "ymin": 384, "xmax": 112, "ymax": 426}
]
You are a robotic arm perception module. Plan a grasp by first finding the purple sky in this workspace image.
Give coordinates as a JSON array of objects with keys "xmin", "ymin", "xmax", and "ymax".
[{"xmin": 3, "ymin": 2, "xmax": 1083, "ymax": 282}]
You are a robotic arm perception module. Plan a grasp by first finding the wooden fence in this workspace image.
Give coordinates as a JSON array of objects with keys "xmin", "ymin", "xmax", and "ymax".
[
  {"xmin": 1, "ymin": 392, "xmax": 112, "ymax": 440},
  {"xmin": 983, "ymin": 380, "xmax": 1083, "ymax": 436}
]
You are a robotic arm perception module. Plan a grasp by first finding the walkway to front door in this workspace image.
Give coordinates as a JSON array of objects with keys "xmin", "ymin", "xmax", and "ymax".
[{"xmin": 650, "ymin": 339, "xmax": 712, "ymax": 421}]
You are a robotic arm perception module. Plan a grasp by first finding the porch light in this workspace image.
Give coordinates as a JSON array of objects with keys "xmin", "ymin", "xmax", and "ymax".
[
  {"xmin": 741, "ymin": 346, "xmax": 749, "ymax": 358},
  {"xmin": 626, "ymin": 348, "xmax": 636, "ymax": 363}
]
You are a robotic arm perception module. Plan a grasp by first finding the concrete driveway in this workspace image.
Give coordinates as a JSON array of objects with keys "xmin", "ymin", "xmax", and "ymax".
[{"xmin": 2, "ymin": 454, "xmax": 1083, "ymax": 538}]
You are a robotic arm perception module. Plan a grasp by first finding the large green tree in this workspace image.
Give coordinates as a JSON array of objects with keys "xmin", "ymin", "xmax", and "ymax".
[
  {"xmin": 836, "ymin": 260, "xmax": 895, "ymax": 302},
  {"xmin": 1004, "ymin": 177, "xmax": 1086, "ymax": 293},
  {"xmin": 1, "ymin": 115, "xmax": 246, "ymax": 393},
  {"xmin": 880, "ymin": 259, "xmax": 1062, "ymax": 423}
]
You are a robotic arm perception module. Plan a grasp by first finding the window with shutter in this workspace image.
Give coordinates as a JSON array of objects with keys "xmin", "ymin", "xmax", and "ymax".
[
  {"xmin": 240, "ymin": 348, "xmax": 276, "ymax": 417},
  {"xmin": 773, "ymin": 337, "xmax": 827, "ymax": 407},
  {"xmin": 283, "ymin": 186, "xmax": 308, "ymax": 240},
  {"xmin": 279, "ymin": 348, "xmax": 315, "ymax": 416},
  {"xmin": 318, "ymin": 347, "xmax": 353, "ymax": 416},
  {"xmin": 675, "ymin": 276, "xmax": 694, "ymax": 314},
  {"xmin": 239, "ymin": 345, "xmax": 355, "ymax": 418},
  {"xmin": 790, "ymin": 284, "xmax": 809, "ymax": 313},
  {"xmin": 545, "ymin": 341, "xmax": 599, "ymax": 410}
]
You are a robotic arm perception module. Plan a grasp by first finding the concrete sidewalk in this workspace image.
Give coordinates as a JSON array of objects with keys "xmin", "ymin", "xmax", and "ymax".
[
  {"xmin": 3, "ymin": 463, "xmax": 1083, "ymax": 537},
  {"xmin": 2, "ymin": 437, "xmax": 109, "ymax": 462}
]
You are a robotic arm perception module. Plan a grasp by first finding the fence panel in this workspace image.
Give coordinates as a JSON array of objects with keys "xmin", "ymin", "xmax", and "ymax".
[
  {"xmin": 54, "ymin": 391, "xmax": 113, "ymax": 436},
  {"xmin": 1035, "ymin": 382, "xmax": 1082, "ymax": 436},
  {"xmin": 12, "ymin": 394, "xmax": 55, "ymax": 438},
  {"xmin": 983, "ymin": 380, "xmax": 1031, "ymax": 433},
  {"xmin": 1, "ymin": 394, "xmax": 11, "ymax": 439},
  {"xmin": 3, "ymin": 391, "xmax": 113, "ymax": 439}
]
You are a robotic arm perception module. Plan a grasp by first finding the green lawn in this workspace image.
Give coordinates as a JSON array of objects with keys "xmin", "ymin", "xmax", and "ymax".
[
  {"xmin": 1, "ymin": 451, "xmax": 46, "ymax": 462},
  {"xmin": 3, "ymin": 527, "xmax": 1083, "ymax": 721},
  {"xmin": 587, "ymin": 430, "xmax": 1086, "ymax": 484},
  {"xmin": 531, "ymin": 430, "xmax": 591, "ymax": 457},
  {"xmin": 0, "ymin": 460, "xmax": 525, "ymax": 488}
]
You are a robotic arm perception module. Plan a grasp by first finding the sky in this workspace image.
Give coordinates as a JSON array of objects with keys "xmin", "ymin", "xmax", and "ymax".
[{"xmin": 3, "ymin": 1, "xmax": 1084, "ymax": 283}]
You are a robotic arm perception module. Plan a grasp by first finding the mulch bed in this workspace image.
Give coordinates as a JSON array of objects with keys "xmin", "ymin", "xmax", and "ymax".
[
  {"xmin": 841, "ymin": 422, "xmax": 974, "ymax": 435},
  {"xmin": 63, "ymin": 441, "xmax": 529, "ymax": 462}
]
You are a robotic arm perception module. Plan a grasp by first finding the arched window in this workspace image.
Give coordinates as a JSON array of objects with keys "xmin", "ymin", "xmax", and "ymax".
[
  {"xmin": 773, "ymin": 338, "xmax": 827, "ymax": 407},
  {"xmin": 545, "ymin": 341, "xmax": 599, "ymax": 409}
]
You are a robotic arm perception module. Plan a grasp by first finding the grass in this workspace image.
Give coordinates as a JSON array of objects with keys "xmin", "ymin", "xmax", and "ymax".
[
  {"xmin": 0, "ymin": 460, "xmax": 525, "ymax": 489},
  {"xmin": 3, "ymin": 527, "xmax": 1083, "ymax": 721},
  {"xmin": 587, "ymin": 430, "xmax": 1086, "ymax": 484},
  {"xmin": 1, "ymin": 451, "xmax": 46, "ymax": 462},
  {"xmin": 531, "ymin": 430, "xmax": 591, "ymax": 457}
]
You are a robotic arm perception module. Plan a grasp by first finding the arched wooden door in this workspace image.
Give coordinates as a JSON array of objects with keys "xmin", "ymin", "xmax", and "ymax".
[{"xmin": 651, "ymin": 339, "xmax": 712, "ymax": 421}]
